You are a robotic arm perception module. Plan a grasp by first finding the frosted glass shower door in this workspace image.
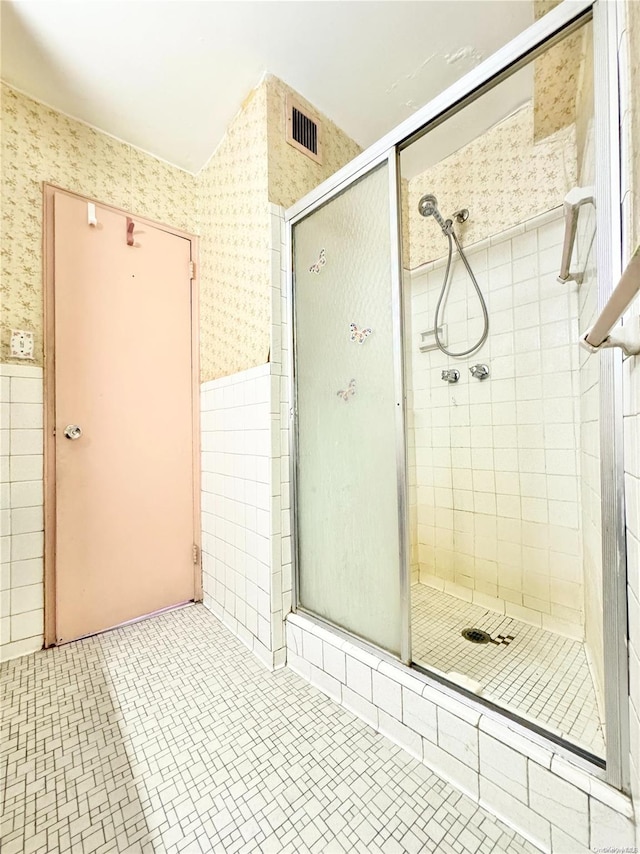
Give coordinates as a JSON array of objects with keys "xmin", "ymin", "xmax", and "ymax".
[{"xmin": 292, "ymin": 161, "xmax": 404, "ymax": 655}]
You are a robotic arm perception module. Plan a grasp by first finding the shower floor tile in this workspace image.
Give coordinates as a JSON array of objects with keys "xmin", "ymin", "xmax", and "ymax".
[
  {"xmin": 0, "ymin": 604, "xmax": 542, "ymax": 854},
  {"xmin": 411, "ymin": 583, "xmax": 605, "ymax": 757}
]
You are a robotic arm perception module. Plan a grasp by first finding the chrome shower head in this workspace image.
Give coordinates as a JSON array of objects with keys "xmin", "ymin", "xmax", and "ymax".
[
  {"xmin": 418, "ymin": 193, "xmax": 439, "ymax": 218},
  {"xmin": 418, "ymin": 193, "xmax": 451, "ymax": 235}
]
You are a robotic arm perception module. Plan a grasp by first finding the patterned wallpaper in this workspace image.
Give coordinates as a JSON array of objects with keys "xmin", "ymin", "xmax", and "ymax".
[
  {"xmin": 532, "ymin": 1, "xmax": 585, "ymax": 143},
  {"xmin": 406, "ymin": 103, "xmax": 577, "ymax": 269},
  {"xmin": 197, "ymin": 75, "xmax": 361, "ymax": 381},
  {"xmin": 1, "ymin": 77, "xmax": 360, "ymax": 380},
  {"xmin": 197, "ymin": 83, "xmax": 271, "ymax": 381},
  {"xmin": 1, "ymin": 84, "xmax": 197, "ymax": 366},
  {"xmin": 266, "ymin": 75, "xmax": 362, "ymax": 210}
]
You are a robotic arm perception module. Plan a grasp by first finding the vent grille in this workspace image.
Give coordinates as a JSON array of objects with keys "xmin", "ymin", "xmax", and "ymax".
[
  {"xmin": 286, "ymin": 95, "xmax": 322, "ymax": 164},
  {"xmin": 292, "ymin": 107, "xmax": 318, "ymax": 155}
]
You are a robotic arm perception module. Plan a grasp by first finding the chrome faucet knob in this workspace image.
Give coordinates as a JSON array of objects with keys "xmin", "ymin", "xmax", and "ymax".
[
  {"xmin": 469, "ymin": 364, "xmax": 489, "ymax": 380},
  {"xmin": 441, "ymin": 369, "xmax": 460, "ymax": 383}
]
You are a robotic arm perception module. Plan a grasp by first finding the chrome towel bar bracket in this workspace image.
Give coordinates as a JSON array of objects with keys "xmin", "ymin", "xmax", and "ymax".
[{"xmin": 557, "ymin": 185, "xmax": 595, "ymax": 284}]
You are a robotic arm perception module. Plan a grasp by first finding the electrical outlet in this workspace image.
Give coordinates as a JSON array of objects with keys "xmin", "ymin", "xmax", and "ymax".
[{"xmin": 10, "ymin": 330, "xmax": 34, "ymax": 360}]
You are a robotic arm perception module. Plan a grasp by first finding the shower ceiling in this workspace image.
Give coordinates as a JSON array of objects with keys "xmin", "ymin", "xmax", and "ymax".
[{"xmin": 0, "ymin": 0, "xmax": 540, "ymax": 173}]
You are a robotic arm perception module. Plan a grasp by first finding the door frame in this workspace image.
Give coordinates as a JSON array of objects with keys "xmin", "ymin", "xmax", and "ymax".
[{"xmin": 42, "ymin": 183, "xmax": 202, "ymax": 648}]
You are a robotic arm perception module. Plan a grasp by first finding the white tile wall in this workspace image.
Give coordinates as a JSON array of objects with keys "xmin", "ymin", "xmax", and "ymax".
[
  {"xmin": 407, "ymin": 208, "xmax": 585, "ymax": 637},
  {"xmin": 200, "ymin": 204, "xmax": 292, "ymax": 671},
  {"xmin": 287, "ymin": 611, "xmax": 636, "ymax": 854},
  {"xmin": 200, "ymin": 364, "xmax": 276, "ymax": 668},
  {"xmin": 0, "ymin": 364, "xmax": 44, "ymax": 662}
]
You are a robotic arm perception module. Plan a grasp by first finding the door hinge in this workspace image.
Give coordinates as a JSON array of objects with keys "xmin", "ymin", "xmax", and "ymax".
[
  {"xmin": 189, "ymin": 260, "xmax": 196, "ymax": 280},
  {"xmin": 192, "ymin": 543, "xmax": 200, "ymax": 565}
]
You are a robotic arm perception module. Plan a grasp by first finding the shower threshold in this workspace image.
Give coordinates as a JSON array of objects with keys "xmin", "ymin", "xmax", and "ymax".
[{"xmin": 411, "ymin": 583, "xmax": 605, "ymax": 758}]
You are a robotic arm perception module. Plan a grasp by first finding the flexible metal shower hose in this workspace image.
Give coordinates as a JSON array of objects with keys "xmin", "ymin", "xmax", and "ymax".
[{"xmin": 434, "ymin": 228, "xmax": 489, "ymax": 358}]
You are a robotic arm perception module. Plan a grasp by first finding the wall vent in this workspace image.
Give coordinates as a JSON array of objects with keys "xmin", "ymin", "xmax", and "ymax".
[{"xmin": 286, "ymin": 95, "xmax": 323, "ymax": 164}]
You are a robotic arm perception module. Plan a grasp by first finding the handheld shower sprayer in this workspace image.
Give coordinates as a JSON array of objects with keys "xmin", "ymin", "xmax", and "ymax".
[
  {"xmin": 418, "ymin": 194, "xmax": 452, "ymax": 235},
  {"xmin": 417, "ymin": 193, "xmax": 489, "ymax": 358}
]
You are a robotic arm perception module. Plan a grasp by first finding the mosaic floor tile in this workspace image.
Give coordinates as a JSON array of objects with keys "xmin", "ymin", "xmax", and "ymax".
[
  {"xmin": 1, "ymin": 604, "xmax": 542, "ymax": 853},
  {"xmin": 411, "ymin": 583, "xmax": 605, "ymax": 757}
]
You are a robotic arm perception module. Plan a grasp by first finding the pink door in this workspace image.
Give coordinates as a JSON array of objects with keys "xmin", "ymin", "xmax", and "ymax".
[{"xmin": 53, "ymin": 192, "xmax": 196, "ymax": 643}]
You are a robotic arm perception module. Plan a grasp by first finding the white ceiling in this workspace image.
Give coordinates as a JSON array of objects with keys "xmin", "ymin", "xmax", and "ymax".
[{"xmin": 1, "ymin": 1, "xmax": 536, "ymax": 174}]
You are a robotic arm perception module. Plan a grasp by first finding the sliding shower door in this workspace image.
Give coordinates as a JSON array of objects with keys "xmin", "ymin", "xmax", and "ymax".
[{"xmin": 291, "ymin": 159, "xmax": 407, "ymax": 656}]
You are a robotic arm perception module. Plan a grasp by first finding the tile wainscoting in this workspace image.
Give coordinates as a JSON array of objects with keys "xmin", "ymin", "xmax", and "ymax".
[
  {"xmin": 0, "ymin": 364, "xmax": 45, "ymax": 662},
  {"xmin": 200, "ymin": 203, "xmax": 292, "ymax": 671}
]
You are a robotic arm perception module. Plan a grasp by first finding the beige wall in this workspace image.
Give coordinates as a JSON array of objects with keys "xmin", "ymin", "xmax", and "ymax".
[
  {"xmin": 197, "ymin": 83, "xmax": 271, "ymax": 381},
  {"xmin": 0, "ymin": 78, "xmax": 361, "ymax": 381},
  {"xmin": 265, "ymin": 75, "xmax": 362, "ymax": 210},
  {"xmin": 406, "ymin": 103, "xmax": 577, "ymax": 270},
  {"xmin": 0, "ymin": 85, "xmax": 198, "ymax": 366},
  {"xmin": 199, "ymin": 75, "xmax": 361, "ymax": 381}
]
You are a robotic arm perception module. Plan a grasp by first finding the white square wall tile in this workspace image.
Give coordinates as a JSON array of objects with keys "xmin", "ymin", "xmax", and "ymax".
[
  {"xmin": 10, "ymin": 607, "xmax": 43, "ymax": 641},
  {"xmin": 10, "ymin": 403, "xmax": 43, "ymax": 429},
  {"xmin": 10, "ymin": 506, "xmax": 43, "ymax": 535},
  {"xmin": 402, "ymin": 687, "xmax": 437, "ymax": 743},
  {"xmin": 590, "ymin": 799, "xmax": 637, "ymax": 850},
  {"xmin": 10, "ymin": 532, "xmax": 43, "ymax": 562},
  {"xmin": 10, "ymin": 429, "xmax": 43, "ymax": 456},
  {"xmin": 10, "ymin": 583, "xmax": 43, "ymax": 614},
  {"xmin": 437, "ymin": 708, "xmax": 478, "ymax": 769},
  {"xmin": 301, "ymin": 630, "xmax": 323, "ymax": 668},
  {"xmin": 346, "ymin": 656, "xmax": 372, "ymax": 701},
  {"xmin": 372, "ymin": 670, "xmax": 402, "ymax": 719},
  {"xmin": 10, "ymin": 558, "xmax": 43, "ymax": 588},
  {"xmin": 10, "ymin": 377, "xmax": 43, "ymax": 404},
  {"xmin": 528, "ymin": 763, "xmax": 589, "ymax": 846},
  {"xmin": 9, "ymin": 455, "xmax": 43, "ymax": 482},
  {"xmin": 10, "ymin": 480, "xmax": 43, "ymax": 509},
  {"xmin": 479, "ymin": 732, "xmax": 527, "ymax": 801},
  {"xmin": 323, "ymin": 642, "xmax": 346, "ymax": 683}
]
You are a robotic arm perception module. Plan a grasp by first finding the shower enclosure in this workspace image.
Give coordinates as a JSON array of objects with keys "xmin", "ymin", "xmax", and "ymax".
[{"xmin": 286, "ymin": 0, "xmax": 628, "ymax": 788}]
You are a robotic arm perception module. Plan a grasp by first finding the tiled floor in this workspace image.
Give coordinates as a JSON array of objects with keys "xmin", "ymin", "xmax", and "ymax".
[
  {"xmin": 0, "ymin": 604, "xmax": 543, "ymax": 854},
  {"xmin": 411, "ymin": 584, "xmax": 605, "ymax": 757}
]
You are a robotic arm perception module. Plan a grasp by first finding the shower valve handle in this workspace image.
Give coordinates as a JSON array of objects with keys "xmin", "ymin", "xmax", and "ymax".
[{"xmin": 470, "ymin": 364, "xmax": 490, "ymax": 380}]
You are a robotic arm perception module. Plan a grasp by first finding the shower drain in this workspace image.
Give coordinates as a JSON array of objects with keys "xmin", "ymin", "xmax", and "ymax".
[{"xmin": 461, "ymin": 627, "xmax": 492, "ymax": 644}]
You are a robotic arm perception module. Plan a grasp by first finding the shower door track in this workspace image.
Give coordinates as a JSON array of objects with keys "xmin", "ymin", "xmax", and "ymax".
[{"xmin": 296, "ymin": 604, "xmax": 607, "ymax": 778}]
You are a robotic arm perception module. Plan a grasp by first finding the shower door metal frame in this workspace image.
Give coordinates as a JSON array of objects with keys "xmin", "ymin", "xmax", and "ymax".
[
  {"xmin": 592, "ymin": 0, "xmax": 630, "ymax": 793},
  {"xmin": 286, "ymin": 0, "xmax": 630, "ymax": 791},
  {"xmin": 286, "ymin": 149, "xmax": 411, "ymax": 665}
]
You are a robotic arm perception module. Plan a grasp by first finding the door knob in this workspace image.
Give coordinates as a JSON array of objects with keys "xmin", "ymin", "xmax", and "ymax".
[{"xmin": 63, "ymin": 425, "xmax": 82, "ymax": 440}]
